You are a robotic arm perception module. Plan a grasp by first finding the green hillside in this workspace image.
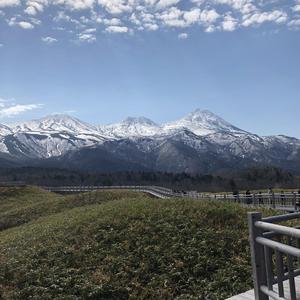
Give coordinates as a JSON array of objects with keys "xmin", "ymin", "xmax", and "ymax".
[{"xmin": 0, "ymin": 187, "xmax": 260, "ymax": 299}]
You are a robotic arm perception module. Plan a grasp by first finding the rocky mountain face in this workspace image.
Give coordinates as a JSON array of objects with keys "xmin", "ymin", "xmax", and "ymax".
[{"xmin": 0, "ymin": 110, "xmax": 299, "ymax": 174}]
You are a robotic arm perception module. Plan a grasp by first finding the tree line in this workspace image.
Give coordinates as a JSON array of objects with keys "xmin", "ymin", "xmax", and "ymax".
[{"xmin": 0, "ymin": 166, "xmax": 299, "ymax": 192}]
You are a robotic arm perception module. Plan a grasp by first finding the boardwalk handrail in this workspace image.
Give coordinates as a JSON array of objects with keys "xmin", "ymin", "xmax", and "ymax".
[
  {"xmin": 42, "ymin": 185, "xmax": 300, "ymax": 211},
  {"xmin": 43, "ymin": 185, "xmax": 175, "ymax": 199},
  {"xmin": 248, "ymin": 211, "xmax": 300, "ymax": 299}
]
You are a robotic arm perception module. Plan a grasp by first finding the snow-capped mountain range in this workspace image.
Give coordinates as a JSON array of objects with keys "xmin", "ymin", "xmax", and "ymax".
[{"xmin": 0, "ymin": 109, "xmax": 299, "ymax": 173}]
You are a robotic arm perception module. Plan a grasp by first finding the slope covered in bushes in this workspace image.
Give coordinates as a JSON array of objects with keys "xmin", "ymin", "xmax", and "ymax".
[{"xmin": 0, "ymin": 187, "xmax": 258, "ymax": 299}]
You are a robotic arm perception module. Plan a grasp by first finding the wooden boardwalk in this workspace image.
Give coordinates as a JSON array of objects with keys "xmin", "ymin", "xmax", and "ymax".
[
  {"xmin": 227, "ymin": 269, "xmax": 300, "ymax": 300},
  {"xmin": 43, "ymin": 186, "xmax": 300, "ymax": 212},
  {"xmin": 44, "ymin": 185, "xmax": 174, "ymax": 199}
]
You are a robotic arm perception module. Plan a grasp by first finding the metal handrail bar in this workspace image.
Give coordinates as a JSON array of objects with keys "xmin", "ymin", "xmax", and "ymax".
[
  {"xmin": 260, "ymin": 286, "xmax": 285, "ymax": 300},
  {"xmin": 256, "ymin": 237, "xmax": 300, "ymax": 258},
  {"xmin": 256, "ymin": 222, "xmax": 300, "ymax": 239},
  {"xmin": 248, "ymin": 211, "xmax": 300, "ymax": 299},
  {"xmin": 263, "ymin": 231, "xmax": 280, "ymax": 238},
  {"xmin": 44, "ymin": 185, "xmax": 174, "ymax": 199},
  {"xmin": 262, "ymin": 212, "xmax": 300, "ymax": 223},
  {"xmin": 273, "ymin": 268, "xmax": 300, "ymax": 284}
]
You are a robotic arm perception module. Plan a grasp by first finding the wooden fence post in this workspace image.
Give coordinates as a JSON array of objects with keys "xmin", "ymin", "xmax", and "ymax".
[{"xmin": 248, "ymin": 212, "xmax": 268, "ymax": 300}]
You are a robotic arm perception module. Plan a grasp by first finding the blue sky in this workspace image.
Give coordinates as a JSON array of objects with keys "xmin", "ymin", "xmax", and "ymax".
[{"xmin": 0, "ymin": 0, "xmax": 300, "ymax": 137}]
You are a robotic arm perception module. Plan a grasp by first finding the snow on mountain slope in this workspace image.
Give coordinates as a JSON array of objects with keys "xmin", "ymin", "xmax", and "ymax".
[
  {"xmin": 13, "ymin": 114, "xmax": 98, "ymax": 134},
  {"xmin": 4, "ymin": 115, "xmax": 109, "ymax": 159},
  {"xmin": 0, "ymin": 138, "xmax": 9, "ymax": 153},
  {"xmin": 97, "ymin": 117, "xmax": 161, "ymax": 138},
  {"xmin": 4, "ymin": 132, "xmax": 103, "ymax": 158},
  {"xmin": 0, "ymin": 110, "xmax": 299, "ymax": 173},
  {"xmin": 10, "ymin": 109, "xmax": 251, "ymax": 141},
  {"xmin": 0, "ymin": 124, "xmax": 12, "ymax": 154},
  {"xmin": 163, "ymin": 109, "xmax": 247, "ymax": 137},
  {"xmin": 0, "ymin": 124, "xmax": 12, "ymax": 136},
  {"xmin": 97, "ymin": 110, "xmax": 248, "ymax": 139}
]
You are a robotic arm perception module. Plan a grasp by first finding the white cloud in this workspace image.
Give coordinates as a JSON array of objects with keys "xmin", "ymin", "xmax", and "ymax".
[
  {"xmin": 7, "ymin": 16, "xmax": 39, "ymax": 28},
  {"xmin": 25, "ymin": 6, "xmax": 37, "ymax": 14},
  {"xmin": 78, "ymin": 32, "xmax": 96, "ymax": 42},
  {"xmin": 53, "ymin": 10, "xmax": 70, "ymax": 22},
  {"xmin": 103, "ymin": 17, "xmax": 122, "ymax": 25},
  {"xmin": 53, "ymin": 11, "xmax": 86, "ymax": 29},
  {"xmin": 0, "ymin": 97, "xmax": 14, "ymax": 103},
  {"xmin": 288, "ymin": 18, "xmax": 300, "ymax": 28},
  {"xmin": 18, "ymin": 21, "xmax": 34, "ymax": 29},
  {"xmin": 144, "ymin": 23, "xmax": 159, "ymax": 30},
  {"xmin": 183, "ymin": 8, "xmax": 201, "ymax": 24},
  {"xmin": 0, "ymin": 43, "xmax": 3, "ymax": 47},
  {"xmin": 53, "ymin": 0, "xmax": 94, "ymax": 10},
  {"xmin": 199, "ymin": 9, "xmax": 220, "ymax": 24},
  {"xmin": 6, "ymin": 17, "xmax": 16, "ymax": 26},
  {"xmin": 24, "ymin": 0, "xmax": 46, "ymax": 15},
  {"xmin": 158, "ymin": 6, "xmax": 220, "ymax": 28},
  {"xmin": 80, "ymin": 15, "xmax": 90, "ymax": 23},
  {"xmin": 30, "ymin": 17, "xmax": 41, "ymax": 25},
  {"xmin": 222, "ymin": 14, "xmax": 238, "ymax": 31},
  {"xmin": 178, "ymin": 32, "xmax": 188, "ymax": 39},
  {"xmin": 293, "ymin": 5, "xmax": 300, "ymax": 12},
  {"xmin": 158, "ymin": 7, "xmax": 186, "ymax": 27},
  {"xmin": 215, "ymin": 0, "xmax": 257, "ymax": 14},
  {"xmin": 105, "ymin": 25, "xmax": 129, "ymax": 32},
  {"xmin": 205, "ymin": 25, "xmax": 216, "ymax": 32},
  {"xmin": 242, "ymin": 10, "xmax": 287, "ymax": 26},
  {"xmin": 0, "ymin": 0, "xmax": 19, "ymax": 8},
  {"xmin": 98, "ymin": 0, "xmax": 133, "ymax": 14},
  {"xmin": 140, "ymin": 12, "xmax": 155, "ymax": 23},
  {"xmin": 0, "ymin": 103, "xmax": 42, "ymax": 118},
  {"xmin": 0, "ymin": 0, "xmax": 298, "ymax": 37},
  {"xmin": 156, "ymin": 0, "xmax": 180, "ymax": 10},
  {"xmin": 83, "ymin": 27, "xmax": 96, "ymax": 33},
  {"xmin": 130, "ymin": 12, "xmax": 141, "ymax": 25},
  {"xmin": 41, "ymin": 36, "xmax": 58, "ymax": 43}
]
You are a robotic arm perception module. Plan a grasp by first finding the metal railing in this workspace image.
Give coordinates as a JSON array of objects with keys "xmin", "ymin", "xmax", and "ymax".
[
  {"xmin": 208, "ymin": 192, "xmax": 300, "ymax": 209},
  {"xmin": 43, "ymin": 185, "xmax": 175, "ymax": 199},
  {"xmin": 248, "ymin": 211, "xmax": 300, "ymax": 299},
  {"xmin": 42, "ymin": 186, "xmax": 300, "ymax": 210}
]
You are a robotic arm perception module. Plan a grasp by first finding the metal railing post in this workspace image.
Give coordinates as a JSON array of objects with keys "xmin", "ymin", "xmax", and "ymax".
[{"xmin": 248, "ymin": 212, "xmax": 268, "ymax": 300}]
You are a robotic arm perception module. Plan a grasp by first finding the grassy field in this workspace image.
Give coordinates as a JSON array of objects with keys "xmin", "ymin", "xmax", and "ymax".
[{"xmin": 0, "ymin": 186, "xmax": 269, "ymax": 299}]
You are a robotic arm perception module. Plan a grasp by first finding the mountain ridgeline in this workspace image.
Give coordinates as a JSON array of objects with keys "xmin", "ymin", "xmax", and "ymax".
[{"xmin": 0, "ymin": 109, "xmax": 299, "ymax": 174}]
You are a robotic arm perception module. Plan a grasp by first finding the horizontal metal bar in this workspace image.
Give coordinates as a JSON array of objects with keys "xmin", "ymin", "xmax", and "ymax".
[
  {"xmin": 260, "ymin": 285, "xmax": 287, "ymax": 300},
  {"xmin": 274, "ymin": 267, "xmax": 300, "ymax": 284},
  {"xmin": 263, "ymin": 231, "xmax": 281, "ymax": 238},
  {"xmin": 262, "ymin": 212, "xmax": 300, "ymax": 223},
  {"xmin": 256, "ymin": 237, "xmax": 300, "ymax": 258},
  {"xmin": 256, "ymin": 221, "xmax": 300, "ymax": 239}
]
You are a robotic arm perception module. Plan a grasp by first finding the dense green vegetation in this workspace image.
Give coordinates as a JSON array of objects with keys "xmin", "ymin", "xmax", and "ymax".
[
  {"xmin": 0, "ymin": 187, "xmax": 270, "ymax": 299},
  {"xmin": 0, "ymin": 166, "xmax": 299, "ymax": 191}
]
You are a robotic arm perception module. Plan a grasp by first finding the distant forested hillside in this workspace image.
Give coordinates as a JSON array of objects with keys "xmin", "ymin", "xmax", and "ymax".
[{"xmin": 0, "ymin": 166, "xmax": 299, "ymax": 192}]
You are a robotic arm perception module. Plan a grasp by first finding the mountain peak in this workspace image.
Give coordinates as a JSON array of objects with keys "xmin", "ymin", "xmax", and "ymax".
[
  {"xmin": 98, "ymin": 116, "xmax": 160, "ymax": 138},
  {"xmin": 185, "ymin": 109, "xmax": 218, "ymax": 121},
  {"xmin": 190, "ymin": 108, "xmax": 214, "ymax": 114},
  {"xmin": 13, "ymin": 114, "xmax": 97, "ymax": 134},
  {"xmin": 122, "ymin": 116, "xmax": 158, "ymax": 126},
  {"xmin": 164, "ymin": 109, "xmax": 245, "ymax": 136}
]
